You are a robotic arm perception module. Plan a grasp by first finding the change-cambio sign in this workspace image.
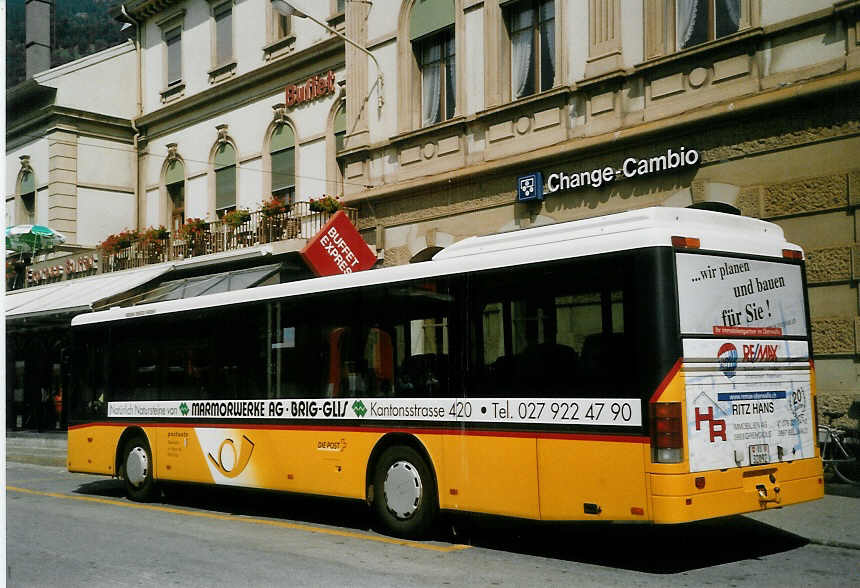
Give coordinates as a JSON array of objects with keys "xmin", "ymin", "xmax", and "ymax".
[{"xmin": 675, "ymin": 253, "xmax": 807, "ymax": 337}]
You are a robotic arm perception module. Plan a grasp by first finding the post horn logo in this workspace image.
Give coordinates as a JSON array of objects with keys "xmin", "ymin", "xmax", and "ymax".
[{"xmin": 207, "ymin": 435, "xmax": 255, "ymax": 478}]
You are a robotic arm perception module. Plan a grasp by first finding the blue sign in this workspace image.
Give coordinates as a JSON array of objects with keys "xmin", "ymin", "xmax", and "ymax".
[{"xmin": 517, "ymin": 172, "xmax": 543, "ymax": 202}]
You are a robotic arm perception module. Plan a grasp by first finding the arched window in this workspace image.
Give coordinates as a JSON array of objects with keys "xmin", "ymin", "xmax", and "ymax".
[
  {"xmin": 164, "ymin": 158, "xmax": 185, "ymax": 233},
  {"xmin": 333, "ymin": 101, "xmax": 346, "ymax": 193},
  {"xmin": 270, "ymin": 124, "xmax": 295, "ymax": 204},
  {"xmin": 214, "ymin": 143, "xmax": 236, "ymax": 216},
  {"xmin": 410, "ymin": 0, "xmax": 456, "ymax": 126},
  {"xmin": 18, "ymin": 167, "xmax": 36, "ymax": 225}
]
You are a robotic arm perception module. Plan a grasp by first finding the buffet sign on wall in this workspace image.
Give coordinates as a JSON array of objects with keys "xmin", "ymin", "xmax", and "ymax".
[
  {"xmin": 285, "ymin": 70, "xmax": 336, "ymax": 108},
  {"xmin": 27, "ymin": 253, "xmax": 99, "ymax": 286}
]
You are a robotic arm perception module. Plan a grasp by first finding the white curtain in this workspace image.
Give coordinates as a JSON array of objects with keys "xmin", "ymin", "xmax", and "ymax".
[
  {"xmin": 511, "ymin": 28, "xmax": 533, "ymax": 99},
  {"xmin": 543, "ymin": 18, "xmax": 555, "ymax": 87},
  {"xmin": 422, "ymin": 61, "xmax": 441, "ymax": 126},
  {"xmin": 677, "ymin": 0, "xmax": 699, "ymax": 49}
]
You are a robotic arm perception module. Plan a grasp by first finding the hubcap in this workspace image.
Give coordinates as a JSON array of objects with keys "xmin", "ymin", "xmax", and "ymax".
[
  {"xmin": 383, "ymin": 460, "xmax": 422, "ymax": 519},
  {"xmin": 126, "ymin": 446, "xmax": 149, "ymax": 488}
]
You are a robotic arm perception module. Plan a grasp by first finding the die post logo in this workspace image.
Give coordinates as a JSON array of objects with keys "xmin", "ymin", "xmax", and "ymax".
[{"xmin": 207, "ymin": 435, "xmax": 255, "ymax": 478}]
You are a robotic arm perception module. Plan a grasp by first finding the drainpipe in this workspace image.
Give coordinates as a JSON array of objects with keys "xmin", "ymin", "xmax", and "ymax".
[{"xmin": 122, "ymin": 4, "xmax": 142, "ymax": 230}]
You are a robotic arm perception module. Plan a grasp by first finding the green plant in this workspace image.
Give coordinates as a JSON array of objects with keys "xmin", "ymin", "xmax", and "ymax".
[
  {"xmin": 221, "ymin": 208, "xmax": 252, "ymax": 228},
  {"xmin": 99, "ymin": 229, "xmax": 140, "ymax": 255},
  {"xmin": 309, "ymin": 195, "xmax": 342, "ymax": 214},
  {"xmin": 261, "ymin": 198, "xmax": 289, "ymax": 217},
  {"xmin": 141, "ymin": 225, "xmax": 169, "ymax": 242},
  {"xmin": 179, "ymin": 218, "xmax": 207, "ymax": 240}
]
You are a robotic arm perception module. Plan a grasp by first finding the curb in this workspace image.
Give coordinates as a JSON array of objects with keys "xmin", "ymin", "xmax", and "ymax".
[
  {"xmin": 808, "ymin": 538, "xmax": 860, "ymax": 551},
  {"xmin": 5, "ymin": 453, "xmax": 67, "ymax": 467}
]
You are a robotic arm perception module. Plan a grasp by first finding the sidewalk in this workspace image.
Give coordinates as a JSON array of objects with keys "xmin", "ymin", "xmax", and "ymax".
[
  {"xmin": 5, "ymin": 430, "xmax": 67, "ymax": 467},
  {"xmin": 5, "ymin": 430, "xmax": 859, "ymax": 549}
]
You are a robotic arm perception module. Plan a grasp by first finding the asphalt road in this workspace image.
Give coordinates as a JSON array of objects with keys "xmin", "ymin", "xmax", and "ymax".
[{"xmin": 5, "ymin": 462, "xmax": 857, "ymax": 587}]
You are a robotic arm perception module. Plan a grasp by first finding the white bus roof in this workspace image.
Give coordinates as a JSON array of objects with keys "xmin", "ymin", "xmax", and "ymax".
[{"xmin": 71, "ymin": 207, "xmax": 800, "ymax": 327}]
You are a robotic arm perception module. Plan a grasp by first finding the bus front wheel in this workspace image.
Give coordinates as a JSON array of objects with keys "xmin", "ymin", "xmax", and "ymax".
[
  {"xmin": 372, "ymin": 445, "xmax": 437, "ymax": 538},
  {"xmin": 122, "ymin": 434, "xmax": 157, "ymax": 502}
]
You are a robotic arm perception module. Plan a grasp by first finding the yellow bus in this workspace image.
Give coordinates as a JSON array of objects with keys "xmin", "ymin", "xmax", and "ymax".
[{"xmin": 68, "ymin": 207, "xmax": 823, "ymax": 538}]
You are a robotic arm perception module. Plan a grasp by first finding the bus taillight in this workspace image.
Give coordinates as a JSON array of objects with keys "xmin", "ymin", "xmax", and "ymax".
[
  {"xmin": 671, "ymin": 236, "xmax": 700, "ymax": 249},
  {"xmin": 651, "ymin": 402, "xmax": 683, "ymax": 463}
]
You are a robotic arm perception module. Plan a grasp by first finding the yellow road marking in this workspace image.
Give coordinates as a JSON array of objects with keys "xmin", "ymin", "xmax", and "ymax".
[{"xmin": 6, "ymin": 486, "xmax": 471, "ymax": 553}]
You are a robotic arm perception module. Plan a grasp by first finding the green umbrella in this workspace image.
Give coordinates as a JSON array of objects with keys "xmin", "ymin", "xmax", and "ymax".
[{"xmin": 5, "ymin": 224, "xmax": 67, "ymax": 253}]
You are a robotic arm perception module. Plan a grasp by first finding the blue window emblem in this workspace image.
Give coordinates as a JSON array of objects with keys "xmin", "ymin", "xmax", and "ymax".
[{"xmin": 517, "ymin": 172, "xmax": 543, "ymax": 202}]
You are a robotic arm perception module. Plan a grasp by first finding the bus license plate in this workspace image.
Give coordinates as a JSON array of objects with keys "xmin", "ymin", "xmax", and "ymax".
[{"xmin": 749, "ymin": 444, "xmax": 770, "ymax": 465}]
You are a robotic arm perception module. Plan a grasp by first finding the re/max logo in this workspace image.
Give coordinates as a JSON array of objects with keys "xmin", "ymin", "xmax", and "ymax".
[{"xmin": 742, "ymin": 344, "xmax": 778, "ymax": 362}]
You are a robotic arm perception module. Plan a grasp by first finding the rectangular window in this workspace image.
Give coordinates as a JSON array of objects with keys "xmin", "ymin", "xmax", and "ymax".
[
  {"xmin": 678, "ymin": 0, "xmax": 740, "ymax": 50},
  {"xmin": 166, "ymin": 27, "xmax": 182, "ymax": 86},
  {"xmin": 509, "ymin": 0, "xmax": 555, "ymax": 100},
  {"xmin": 215, "ymin": 3, "xmax": 233, "ymax": 65},
  {"xmin": 269, "ymin": 280, "xmax": 455, "ymax": 399},
  {"xmin": 469, "ymin": 250, "xmax": 679, "ymax": 400},
  {"xmin": 417, "ymin": 30, "xmax": 455, "ymax": 126},
  {"xmin": 274, "ymin": 10, "xmax": 289, "ymax": 40}
]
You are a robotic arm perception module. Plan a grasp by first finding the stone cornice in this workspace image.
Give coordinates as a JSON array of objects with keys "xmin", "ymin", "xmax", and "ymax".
[
  {"xmin": 112, "ymin": 0, "xmax": 183, "ymax": 21},
  {"xmin": 6, "ymin": 105, "xmax": 135, "ymax": 148},
  {"xmin": 343, "ymin": 69, "xmax": 860, "ymax": 206}
]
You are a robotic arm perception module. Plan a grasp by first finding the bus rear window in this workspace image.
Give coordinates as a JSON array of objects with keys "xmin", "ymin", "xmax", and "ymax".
[{"xmin": 675, "ymin": 253, "xmax": 808, "ymax": 338}]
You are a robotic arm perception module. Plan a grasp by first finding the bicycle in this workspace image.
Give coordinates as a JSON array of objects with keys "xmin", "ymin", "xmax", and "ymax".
[{"xmin": 818, "ymin": 408, "xmax": 859, "ymax": 485}]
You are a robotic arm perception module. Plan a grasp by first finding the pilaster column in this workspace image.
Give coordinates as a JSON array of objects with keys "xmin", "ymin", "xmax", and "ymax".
[
  {"xmin": 345, "ymin": 0, "xmax": 370, "ymax": 148},
  {"xmin": 586, "ymin": 0, "xmax": 623, "ymax": 78},
  {"xmin": 47, "ymin": 126, "xmax": 78, "ymax": 243}
]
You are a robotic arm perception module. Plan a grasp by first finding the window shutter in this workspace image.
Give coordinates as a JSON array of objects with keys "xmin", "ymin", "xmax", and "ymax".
[
  {"xmin": 409, "ymin": 0, "xmax": 455, "ymax": 41},
  {"xmin": 166, "ymin": 28, "xmax": 181, "ymax": 84},
  {"xmin": 165, "ymin": 159, "xmax": 184, "ymax": 185},
  {"xmin": 271, "ymin": 147, "xmax": 295, "ymax": 193},
  {"xmin": 215, "ymin": 4, "xmax": 232, "ymax": 64},
  {"xmin": 214, "ymin": 143, "xmax": 236, "ymax": 210},
  {"xmin": 20, "ymin": 171, "xmax": 35, "ymax": 194},
  {"xmin": 216, "ymin": 166, "xmax": 236, "ymax": 210}
]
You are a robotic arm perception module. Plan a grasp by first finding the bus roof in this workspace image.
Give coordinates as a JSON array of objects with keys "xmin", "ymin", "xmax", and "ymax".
[{"xmin": 71, "ymin": 207, "xmax": 799, "ymax": 327}]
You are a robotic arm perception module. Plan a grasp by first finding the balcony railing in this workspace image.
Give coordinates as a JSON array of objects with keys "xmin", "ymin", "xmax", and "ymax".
[{"xmin": 101, "ymin": 203, "xmax": 356, "ymax": 274}]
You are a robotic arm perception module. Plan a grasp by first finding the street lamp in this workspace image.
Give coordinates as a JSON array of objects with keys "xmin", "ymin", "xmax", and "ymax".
[{"xmin": 271, "ymin": 0, "xmax": 383, "ymax": 113}]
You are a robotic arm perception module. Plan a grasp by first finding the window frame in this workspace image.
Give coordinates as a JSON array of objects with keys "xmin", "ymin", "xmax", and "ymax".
[
  {"xmin": 212, "ymin": 141, "xmax": 237, "ymax": 216},
  {"xmin": 269, "ymin": 122, "xmax": 297, "ymax": 205},
  {"xmin": 415, "ymin": 28, "xmax": 456, "ymax": 127},
  {"xmin": 207, "ymin": 0, "xmax": 237, "ymax": 83},
  {"xmin": 397, "ymin": 0, "xmax": 464, "ymax": 134},
  {"xmin": 156, "ymin": 9, "xmax": 186, "ymax": 102},
  {"xmin": 506, "ymin": 0, "xmax": 556, "ymax": 101},
  {"xmin": 644, "ymin": 0, "xmax": 752, "ymax": 60},
  {"xmin": 17, "ymin": 166, "xmax": 36, "ymax": 225}
]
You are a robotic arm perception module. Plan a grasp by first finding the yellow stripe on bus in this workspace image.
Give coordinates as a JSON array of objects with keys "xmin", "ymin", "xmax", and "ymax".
[{"xmin": 6, "ymin": 485, "xmax": 471, "ymax": 553}]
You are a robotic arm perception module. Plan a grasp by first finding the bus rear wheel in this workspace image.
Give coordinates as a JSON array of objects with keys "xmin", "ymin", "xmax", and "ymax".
[
  {"xmin": 122, "ymin": 434, "xmax": 157, "ymax": 502},
  {"xmin": 372, "ymin": 446, "xmax": 437, "ymax": 539}
]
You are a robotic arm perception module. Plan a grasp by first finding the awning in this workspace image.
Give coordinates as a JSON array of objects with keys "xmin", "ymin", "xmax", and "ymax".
[
  {"xmin": 5, "ymin": 264, "xmax": 173, "ymax": 323},
  {"xmin": 113, "ymin": 263, "xmax": 281, "ymax": 307}
]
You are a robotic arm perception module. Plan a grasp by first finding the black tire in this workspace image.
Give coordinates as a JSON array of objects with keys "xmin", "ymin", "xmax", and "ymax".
[
  {"xmin": 372, "ymin": 445, "xmax": 438, "ymax": 539},
  {"xmin": 122, "ymin": 434, "xmax": 158, "ymax": 501}
]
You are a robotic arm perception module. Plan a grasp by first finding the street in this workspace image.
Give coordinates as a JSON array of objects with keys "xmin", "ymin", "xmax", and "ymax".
[{"xmin": 6, "ymin": 462, "xmax": 857, "ymax": 587}]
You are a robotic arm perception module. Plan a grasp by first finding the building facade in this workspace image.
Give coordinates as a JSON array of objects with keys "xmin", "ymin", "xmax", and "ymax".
[{"xmin": 336, "ymin": 0, "xmax": 860, "ymax": 418}]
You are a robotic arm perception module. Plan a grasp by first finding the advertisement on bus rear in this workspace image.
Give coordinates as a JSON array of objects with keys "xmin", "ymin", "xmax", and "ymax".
[
  {"xmin": 683, "ymin": 338, "xmax": 815, "ymax": 472},
  {"xmin": 675, "ymin": 253, "xmax": 807, "ymax": 337}
]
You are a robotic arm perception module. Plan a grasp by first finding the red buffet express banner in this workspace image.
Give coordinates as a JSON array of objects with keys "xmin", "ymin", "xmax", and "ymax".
[{"xmin": 300, "ymin": 210, "xmax": 377, "ymax": 276}]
